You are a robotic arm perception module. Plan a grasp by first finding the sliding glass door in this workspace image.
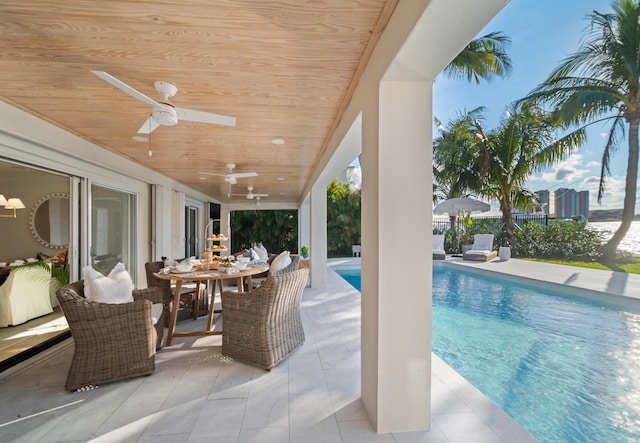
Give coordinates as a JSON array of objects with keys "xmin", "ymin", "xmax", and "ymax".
[
  {"xmin": 90, "ymin": 184, "xmax": 137, "ymax": 278},
  {"xmin": 185, "ymin": 205, "xmax": 198, "ymax": 258}
]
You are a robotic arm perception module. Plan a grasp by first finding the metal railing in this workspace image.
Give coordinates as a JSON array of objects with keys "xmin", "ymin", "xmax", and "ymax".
[{"xmin": 433, "ymin": 214, "xmax": 551, "ymax": 233}]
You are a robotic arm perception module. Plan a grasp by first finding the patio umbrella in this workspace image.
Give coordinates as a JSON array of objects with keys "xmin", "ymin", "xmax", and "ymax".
[{"xmin": 433, "ymin": 197, "xmax": 490, "ymax": 215}]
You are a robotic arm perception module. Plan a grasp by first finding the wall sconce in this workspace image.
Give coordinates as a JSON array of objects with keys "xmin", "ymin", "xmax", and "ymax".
[{"xmin": 0, "ymin": 194, "xmax": 26, "ymax": 218}]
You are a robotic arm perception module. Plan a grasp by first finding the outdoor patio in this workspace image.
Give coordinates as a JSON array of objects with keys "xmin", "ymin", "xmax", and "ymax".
[{"xmin": 0, "ymin": 262, "xmax": 544, "ymax": 443}]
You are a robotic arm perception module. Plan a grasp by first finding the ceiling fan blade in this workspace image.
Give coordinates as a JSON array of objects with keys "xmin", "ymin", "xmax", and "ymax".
[
  {"xmin": 253, "ymin": 193, "xmax": 268, "ymax": 197},
  {"xmin": 197, "ymin": 171, "xmax": 226, "ymax": 177},
  {"xmin": 232, "ymin": 172, "xmax": 258, "ymax": 179},
  {"xmin": 176, "ymin": 107, "xmax": 236, "ymax": 126},
  {"xmin": 91, "ymin": 70, "xmax": 160, "ymax": 107},
  {"xmin": 137, "ymin": 116, "xmax": 161, "ymax": 134}
]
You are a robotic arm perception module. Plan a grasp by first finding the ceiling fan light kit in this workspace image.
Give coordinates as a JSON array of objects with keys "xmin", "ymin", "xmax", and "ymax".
[{"xmin": 152, "ymin": 104, "xmax": 178, "ymax": 126}]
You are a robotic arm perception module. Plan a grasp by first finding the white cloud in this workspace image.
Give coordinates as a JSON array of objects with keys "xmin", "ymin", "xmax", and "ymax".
[
  {"xmin": 532, "ymin": 153, "xmax": 590, "ymax": 184},
  {"xmin": 590, "ymin": 175, "xmax": 626, "ymax": 209}
]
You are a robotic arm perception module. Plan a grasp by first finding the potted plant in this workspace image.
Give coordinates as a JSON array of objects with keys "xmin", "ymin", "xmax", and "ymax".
[
  {"xmin": 460, "ymin": 214, "xmax": 475, "ymax": 253},
  {"xmin": 301, "ymin": 245, "xmax": 309, "ymax": 258}
]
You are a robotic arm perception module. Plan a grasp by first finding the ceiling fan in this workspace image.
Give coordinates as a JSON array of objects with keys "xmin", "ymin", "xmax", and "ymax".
[
  {"xmin": 198, "ymin": 163, "xmax": 258, "ymax": 185},
  {"xmin": 91, "ymin": 70, "xmax": 236, "ymax": 134},
  {"xmin": 231, "ymin": 186, "xmax": 269, "ymax": 200}
]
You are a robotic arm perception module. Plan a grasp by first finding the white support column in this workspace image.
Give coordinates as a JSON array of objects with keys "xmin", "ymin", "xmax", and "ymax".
[
  {"xmin": 219, "ymin": 206, "xmax": 232, "ymax": 258},
  {"xmin": 299, "ymin": 193, "xmax": 311, "ymax": 253},
  {"xmin": 309, "ymin": 184, "xmax": 327, "ymax": 289},
  {"xmin": 361, "ymin": 80, "xmax": 433, "ymax": 433},
  {"xmin": 171, "ymin": 191, "xmax": 186, "ymax": 259}
]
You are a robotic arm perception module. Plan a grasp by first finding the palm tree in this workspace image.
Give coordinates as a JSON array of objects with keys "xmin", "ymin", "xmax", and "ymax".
[
  {"xmin": 327, "ymin": 179, "xmax": 361, "ymax": 256},
  {"xmin": 433, "ymin": 32, "xmax": 511, "ymax": 229},
  {"xmin": 475, "ymin": 106, "xmax": 584, "ymax": 244},
  {"xmin": 442, "ymin": 31, "xmax": 513, "ymax": 83},
  {"xmin": 433, "ymin": 107, "xmax": 486, "ymax": 228},
  {"xmin": 517, "ymin": 0, "xmax": 640, "ymax": 260}
]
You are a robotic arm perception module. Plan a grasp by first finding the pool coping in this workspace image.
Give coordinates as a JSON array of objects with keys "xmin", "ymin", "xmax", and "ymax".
[{"xmin": 444, "ymin": 256, "xmax": 640, "ymax": 312}]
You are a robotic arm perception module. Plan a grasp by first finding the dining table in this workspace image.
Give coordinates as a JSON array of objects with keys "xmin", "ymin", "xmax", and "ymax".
[{"xmin": 154, "ymin": 262, "xmax": 269, "ymax": 345}]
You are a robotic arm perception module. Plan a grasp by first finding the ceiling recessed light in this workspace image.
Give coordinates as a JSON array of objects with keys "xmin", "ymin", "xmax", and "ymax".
[
  {"xmin": 271, "ymin": 138, "xmax": 285, "ymax": 145},
  {"xmin": 132, "ymin": 135, "xmax": 148, "ymax": 142}
]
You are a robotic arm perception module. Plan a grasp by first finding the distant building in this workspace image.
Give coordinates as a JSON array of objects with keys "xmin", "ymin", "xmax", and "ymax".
[
  {"xmin": 535, "ymin": 190, "xmax": 550, "ymax": 215},
  {"xmin": 555, "ymin": 188, "xmax": 576, "ymax": 218},
  {"xmin": 338, "ymin": 165, "xmax": 359, "ymax": 188},
  {"xmin": 554, "ymin": 188, "xmax": 589, "ymax": 219},
  {"xmin": 576, "ymin": 191, "xmax": 589, "ymax": 219}
]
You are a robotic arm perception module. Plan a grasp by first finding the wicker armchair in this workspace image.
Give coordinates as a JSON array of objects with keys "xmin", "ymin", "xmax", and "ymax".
[
  {"xmin": 55, "ymin": 280, "xmax": 164, "ymax": 391},
  {"xmin": 221, "ymin": 266, "xmax": 309, "ymax": 370}
]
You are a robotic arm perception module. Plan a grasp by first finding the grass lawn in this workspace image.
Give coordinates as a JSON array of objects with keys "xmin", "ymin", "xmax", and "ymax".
[{"xmin": 525, "ymin": 258, "xmax": 640, "ymax": 274}]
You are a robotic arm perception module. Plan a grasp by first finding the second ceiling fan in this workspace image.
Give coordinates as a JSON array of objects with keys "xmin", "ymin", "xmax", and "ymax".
[
  {"xmin": 230, "ymin": 186, "xmax": 269, "ymax": 200},
  {"xmin": 199, "ymin": 163, "xmax": 258, "ymax": 185}
]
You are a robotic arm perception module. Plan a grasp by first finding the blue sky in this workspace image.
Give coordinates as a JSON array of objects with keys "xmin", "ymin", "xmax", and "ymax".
[{"xmin": 433, "ymin": 0, "xmax": 633, "ymax": 212}]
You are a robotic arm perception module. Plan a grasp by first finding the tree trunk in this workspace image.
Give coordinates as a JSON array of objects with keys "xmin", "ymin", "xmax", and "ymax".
[
  {"xmin": 500, "ymin": 199, "xmax": 517, "ymax": 245},
  {"xmin": 600, "ymin": 118, "xmax": 639, "ymax": 260}
]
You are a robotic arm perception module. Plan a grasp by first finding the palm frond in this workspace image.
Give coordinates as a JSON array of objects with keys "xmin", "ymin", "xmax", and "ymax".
[
  {"xmin": 443, "ymin": 31, "xmax": 512, "ymax": 84},
  {"xmin": 598, "ymin": 114, "xmax": 627, "ymax": 202}
]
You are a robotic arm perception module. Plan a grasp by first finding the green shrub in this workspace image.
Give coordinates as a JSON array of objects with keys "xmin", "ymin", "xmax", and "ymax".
[{"xmin": 512, "ymin": 220, "xmax": 602, "ymax": 260}]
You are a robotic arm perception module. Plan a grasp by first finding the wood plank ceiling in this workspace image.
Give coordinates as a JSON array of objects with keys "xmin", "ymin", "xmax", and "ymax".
[{"xmin": 0, "ymin": 0, "xmax": 397, "ymax": 204}]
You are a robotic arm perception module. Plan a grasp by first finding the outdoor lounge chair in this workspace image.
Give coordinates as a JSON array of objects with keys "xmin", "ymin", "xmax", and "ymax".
[
  {"xmin": 221, "ymin": 266, "xmax": 309, "ymax": 370},
  {"xmin": 55, "ymin": 280, "xmax": 164, "ymax": 391},
  {"xmin": 462, "ymin": 234, "xmax": 498, "ymax": 261},
  {"xmin": 433, "ymin": 234, "xmax": 446, "ymax": 260}
]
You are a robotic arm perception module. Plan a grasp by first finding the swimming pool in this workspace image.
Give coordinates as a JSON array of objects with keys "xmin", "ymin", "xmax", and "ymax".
[{"xmin": 334, "ymin": 265, "xmax": 640, "ymax": 443}]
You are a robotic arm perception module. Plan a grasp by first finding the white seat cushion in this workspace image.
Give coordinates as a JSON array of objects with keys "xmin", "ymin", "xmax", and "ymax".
[
  {"xmin": 151, "ymin": 303, "xmax": 163, "ymax": 325},
  {"xmin": 465, "ymin": 250, "xmax": 492, "ymax": 258}
]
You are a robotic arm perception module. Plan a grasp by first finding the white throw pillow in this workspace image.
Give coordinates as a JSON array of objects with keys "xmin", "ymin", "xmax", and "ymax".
[
  {"xmin": 269, "ymin": 250, "xmax": 291, "ymax": 273},
  {"xmin": 253, "ymin": 243, "xmax": 269, "ymax": 261},
  {"xmin": 83, "ymin": 262, "xmax": 134, "ymax": 304}
]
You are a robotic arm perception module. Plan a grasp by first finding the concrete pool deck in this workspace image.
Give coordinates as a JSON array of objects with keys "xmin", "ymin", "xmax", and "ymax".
[{"xmin": 2, "ymin": 257, "xmax": 635, "ymax": 442}]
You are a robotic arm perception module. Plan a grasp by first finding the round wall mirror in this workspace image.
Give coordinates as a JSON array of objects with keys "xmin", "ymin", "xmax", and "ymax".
[{"xmin": 30, "ymin": 193, "xmax": 70, "ymax": 250}]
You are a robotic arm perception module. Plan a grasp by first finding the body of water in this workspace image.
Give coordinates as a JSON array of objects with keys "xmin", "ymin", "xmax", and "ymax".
[
  {"xmin": 589, "ymin": 220, "xmax": 640, "ymax": 256},
  {"xmin": 335, "ymin": 266, "xmax": 640, "ymax": 443}
]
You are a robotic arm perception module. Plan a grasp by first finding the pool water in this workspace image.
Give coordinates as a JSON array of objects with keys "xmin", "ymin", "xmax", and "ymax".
[{"xmin": 335, "ymin": 266, "xmax": 640, "ymax": 443}]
